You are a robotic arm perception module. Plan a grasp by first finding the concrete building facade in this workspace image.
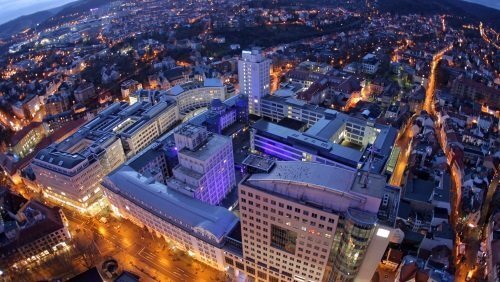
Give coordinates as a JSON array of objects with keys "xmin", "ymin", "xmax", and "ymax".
[{"xmin": 238, "ymin": 49, "xmax": 271, "ymax": 116}]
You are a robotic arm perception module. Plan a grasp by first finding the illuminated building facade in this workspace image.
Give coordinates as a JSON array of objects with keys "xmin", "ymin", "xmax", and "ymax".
[
  {"xmin": 31, "ymin": 132, "xmax": 124, "ymax": 214},
  {"xmin": 31, "ymin": 100, "xmax": 178, "ymax": 214},
  {"xmin": 167, "ymin": 124, "xmax": 236, "ymax": 205},
  {"xmin": 45, "ymin": 93, "xmax": 72, "ymax": 116},
  {"xmin": 7, "ymin": 122, "xmax": 47, "ymax": 159},
  {"xmin": 253, "ymin": 95, "xmax": 398, "ymax": 174},
  {"xmin": 165, "ymin": 79, "xmax": 227, "ymax": 116},
  {"xmin": 231, "ymin": 161, "xmax": 399, "ymax": 282},
  {"xmin": 0, "ymin": 189, "xmax": 71, "ymax": 269},
  {"xmin": 102, "ymin": 166, "xmax": 239, "ymax": 270},
  {"xmin": 120, "ymin": 79, "xmax": 143, "ymax": 100},
  {"xmin": 238, "ymin": 49, "xmax": 271, "ymax": 116}
]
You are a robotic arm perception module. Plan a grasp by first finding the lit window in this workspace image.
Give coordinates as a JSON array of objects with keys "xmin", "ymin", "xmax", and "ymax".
[{"xmin": 376, "ymin": 228, "xmax": 390, "ymax": 238}]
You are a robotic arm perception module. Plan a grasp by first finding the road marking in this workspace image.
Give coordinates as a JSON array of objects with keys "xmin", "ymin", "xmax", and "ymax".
[
  {"xmin": 93, "ymin": 241, "xmax": 102, "ymax": 255},
  {"xmin": 137, "ymin": 252, "xmax": 184, "ymax": 279},
  {"xmin": 137, "ymin": 247, "xmax": 194, "ymax": 279}
]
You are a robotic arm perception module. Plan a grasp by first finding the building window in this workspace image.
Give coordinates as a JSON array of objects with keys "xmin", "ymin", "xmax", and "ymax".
[
  {"xmin": 225, "ymin": 257, "xmax": 234, "ymax": 265},
  {"xmin": 270, "ymin": 224, "xmax": 297, "ymax": 255},
  {"xmin": 247, "ymin": 266, "xmax": 256, "ymax": 275},
  {"xmin": 236, "ymin": 261, "xmax": 245, "ymax": 270},
  {"xmin": 269, "ymin": 276, "xmax": 279, "ymax": 282}
]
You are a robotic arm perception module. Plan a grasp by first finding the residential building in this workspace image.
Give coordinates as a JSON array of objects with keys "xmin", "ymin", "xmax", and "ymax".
[
  {"xmin": 486, "ymin": 210, "xmax": 500, "ymax": 282},
  {"xmin": 74, "ymin": 82, "xmax": 96, "ymax": 104},
  {"xmin": 395, "ymin": 255, "xmax": 454, "ymax": 282},
  {"xmin": 120, "ymin": 79, "xmax": 143, "ymax": 100},
  {"xmin": 45, "ymin": 93, "xmax": 72, "ymax": 116},
  {"xmin": 0, "ymin": 188, "xmax": 71, "ymax": 269},
  {"xmin": 361, "ymin": 54, "xmax": 380, "ymax": 75},
  {"xmin": 238, "ymin": 49, "xmax": 271, "ymax": 116},
  {"xmin": 451, "ymin": 77, "xmax": 500, "ymax": 108}
]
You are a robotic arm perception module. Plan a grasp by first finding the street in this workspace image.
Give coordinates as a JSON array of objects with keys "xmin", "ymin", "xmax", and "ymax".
[
  {"xmin": 389, "ymin": 116, "xmax": 414, "ymax": 187},
  {"xmin": 61, "ymin": 209, "xmax": 226, "ymax": 282},
  {"xmin": 4, "ymin": 201, "xmax": 225, "ymax": 282},
  {"xmin": 421, "ymin": 45, "xmax": 485, "ymax": 281}
]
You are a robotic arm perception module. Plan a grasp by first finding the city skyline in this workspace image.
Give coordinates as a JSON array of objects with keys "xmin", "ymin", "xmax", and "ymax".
[
  {"xmin": 2, "ymin": 0, "xmax": 500, "ymax": 26},
  {"xmin": 0, "ymin": 0, "xmax": 78, "ymax": 24},
  {"xmin": 0, "ymin": 0, "xmax": 498, "ymax": 281}
]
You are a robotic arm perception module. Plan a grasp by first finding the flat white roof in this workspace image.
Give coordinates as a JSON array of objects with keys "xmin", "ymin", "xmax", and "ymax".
[
  {"xmin": 203, "ymin": 78, "xmax": 223, "ymax": 87},
  {"xmin": 179, "ymin": 134, "xmax": 231, "ymax": 161},
  {"xmin": 103, "ymin": 166, "xmax": 239, "ymax": 241},
  {"xmin": 248, "ymin": 161, "xmax": 356, "ymax": 192}
]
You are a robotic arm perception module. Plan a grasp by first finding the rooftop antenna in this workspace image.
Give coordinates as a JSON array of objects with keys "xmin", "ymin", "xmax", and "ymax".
[{"xmin": 363, "ymin": 145, "xmax": 378, "ymax": 188}]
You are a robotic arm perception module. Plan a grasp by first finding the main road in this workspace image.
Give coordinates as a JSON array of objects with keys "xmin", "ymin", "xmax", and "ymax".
[
  {"xmin": 3, "ymin": 190, "xmax": 224, "ymax": 282},
  {"xmin": 388, "ymin": 117, "xmax": 413, "ymax": 187},
  {"xmin": 389, "ymin": 45, "xmax": 452, "ymax": 188},
  {"xmin": 62, "ymin": 209, "xmax": 225, "ymax": 282},
  {"xmin": 418, "ymin": 45, "xmax": 484, "ymax": 281}
]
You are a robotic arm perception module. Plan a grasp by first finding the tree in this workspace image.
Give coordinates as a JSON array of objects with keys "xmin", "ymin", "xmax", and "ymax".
[{"xmin": 74, "ymin": 231, "xmax": 100, "ymax": 269}]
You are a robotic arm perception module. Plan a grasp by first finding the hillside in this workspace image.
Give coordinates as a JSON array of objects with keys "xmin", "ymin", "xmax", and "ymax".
[
  {"xmin": 0, "ymin": 10, "xmax": 57, "ymax": 38},
  {"xmin": 377, "ymin": 0, "xmax": 500, "ymax": 29},
  {"xmin": 0, "ymin": 0, "xmax": 109, "ymax": 38}
]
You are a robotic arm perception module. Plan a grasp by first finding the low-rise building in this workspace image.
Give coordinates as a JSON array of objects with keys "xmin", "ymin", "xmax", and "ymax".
[
  {"xmin": 74, "ymin": 82, "xmax": 96, "ymax": 104},
  {"xmin": 7, "ymin": 122, "xmax": 47, "ymax": 159},
  {"xmin": 45, "ymin": 93, "xmax": 72, "ymax": 116},
  {"xmin": 0, "ymin": 188, "xmax": 71, "ymax": 269},
  {"xmin": 362, "ymin": 54, "xmax": 380, "ymax": 75},
  {"xmin": 486, "ymin": 210, "xmax": 500, "ymax": 282},
  {"xmin": 120, "ymin": 80, "xmax": 143, "ymax": 101}
]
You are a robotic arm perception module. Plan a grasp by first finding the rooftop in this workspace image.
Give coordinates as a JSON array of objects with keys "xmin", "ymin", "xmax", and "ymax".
[
  {"xmin": 244, "ymin": 161, "xmax": 399, "ymax": 225},
  {"xmin": 242, "ymin": 154, "xmax": 276, "ymax": 173},
  {"xmin": 404, "ymin": 177, "xmax": 435, "ymax": 203},
  {"xmin": 167, "ymin": 79, "xmax": 224, "ymax": 96},
  {"xmin": 246, "ymin": 161, "xmax": 356, "ymax": 196},
  {"xmin": 0, "ymin": 191, "xmax": 66, "ymax": 256},
  {"xmin": 179, "ymin": 134, "xmax": 231, "ymax": 161},
  {"xmin": 33, "ymin": 100, "xmax": 176, "ymax": 171},
  {"xmin": 102, "ymin": 166, "xmax": 239, "ymax": 243}
]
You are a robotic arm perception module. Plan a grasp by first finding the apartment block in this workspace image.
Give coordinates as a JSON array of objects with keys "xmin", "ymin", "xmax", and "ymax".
[{"xmin": 238, "ymin": 49, "xmax": 271, "ymax": 116}]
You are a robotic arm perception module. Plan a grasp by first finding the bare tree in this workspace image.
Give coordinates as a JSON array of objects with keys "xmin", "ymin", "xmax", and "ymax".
[{"xmin": 74, "ymin": 231, "xmax": 100, "ymax": 269}]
